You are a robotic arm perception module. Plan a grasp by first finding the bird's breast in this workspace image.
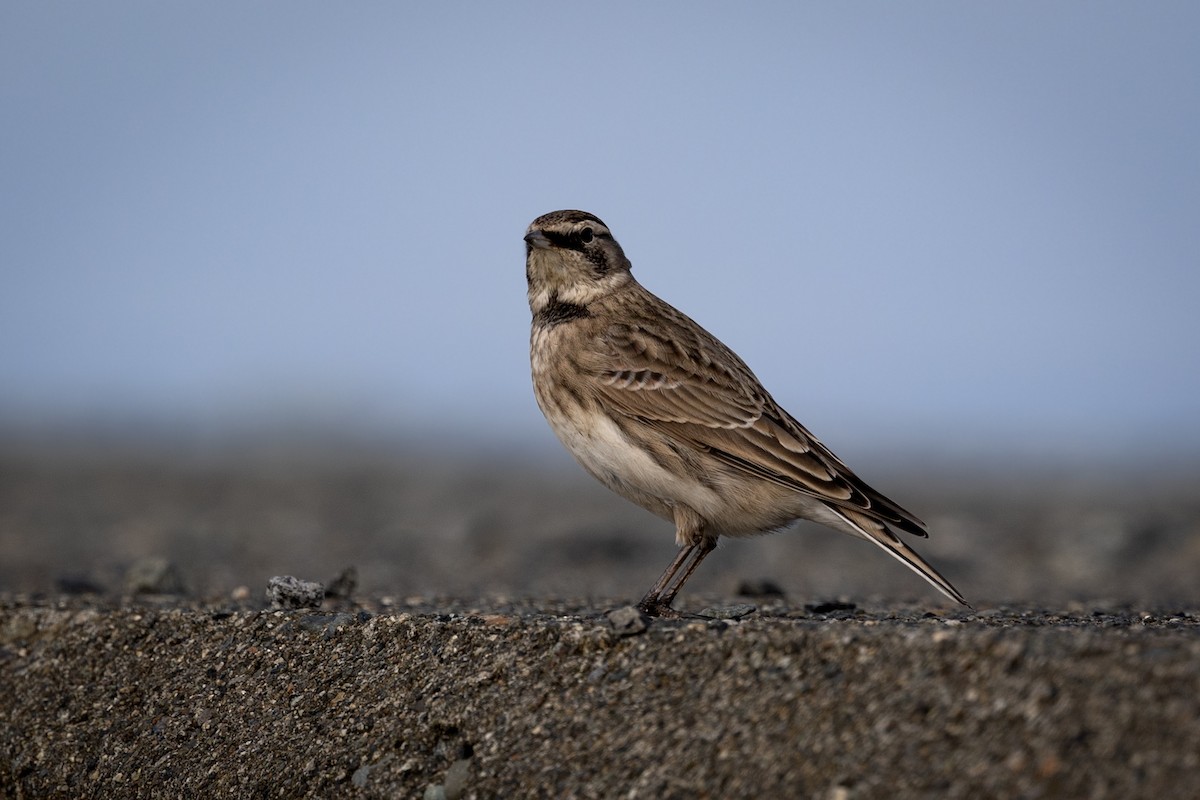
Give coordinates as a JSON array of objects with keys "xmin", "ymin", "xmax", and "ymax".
[{"xmin": 531, "ymin": 341, "xmax": 725, "ymax": 525}]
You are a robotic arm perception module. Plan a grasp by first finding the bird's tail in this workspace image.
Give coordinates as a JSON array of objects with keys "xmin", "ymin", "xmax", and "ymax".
[{"xmin": 834, "ymin": 508, "xmax": 969, "ymax": 607}]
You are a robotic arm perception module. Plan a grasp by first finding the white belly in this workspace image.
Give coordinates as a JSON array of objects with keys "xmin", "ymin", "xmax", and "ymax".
[{"xmin": 543, "ymin": 396, "xmax": 724, "ymax": 523}]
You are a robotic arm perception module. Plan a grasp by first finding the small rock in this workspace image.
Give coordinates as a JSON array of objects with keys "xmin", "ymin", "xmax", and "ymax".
[
  {"xmin": 606, "ymin": 605, "xmax": 648, "ymax": 636},
  {"xmin": 696, "ymin": 603, "xmax": 757, "ymax": 620},
  {"xmin": 125, "ymin": 557, "xmax": 185, "ymax": 595},
  {"xmin": 325, "ymin": 566, "xmax": 358, "ymax": 599},
  {"xmin": 266, "ymin": 576, "xmax": 324, "ymax": 609},
  {"xmin": 423, "ymin": 785, "xmax": 447, "ymax": 800},
  {"xmin": 56, "ymin": 575, "xmax": 106, "ymax": 595},
  {"xmin": 805, "ymin": 600, "xmax": 858, "ymax": 614},
  {"xmin": 737, "ymin": 578, "xmax": 786, "ymax": 598},
  {"xmin": 444, "ymin": 758, "xmax": 472, "ymax": 800},
  {"xmin": 351, "ymin": 764, "xmax": 371, "ymax": 788}
]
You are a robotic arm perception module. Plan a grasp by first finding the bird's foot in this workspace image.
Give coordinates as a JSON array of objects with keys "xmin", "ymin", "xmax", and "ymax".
[{"xmin": 637, "ymin": 598, "xmax": 683, "ymax": 619}]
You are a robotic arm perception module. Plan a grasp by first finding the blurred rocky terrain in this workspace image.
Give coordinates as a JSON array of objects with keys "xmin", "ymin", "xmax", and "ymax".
[{"xmin": 1, "ymin": 437, "xmax": 1197, "ymax": 607}]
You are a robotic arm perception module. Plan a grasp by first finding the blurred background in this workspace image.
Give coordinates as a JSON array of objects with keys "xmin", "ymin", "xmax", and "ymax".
[{"xmin": 2, "ymin": 3, "xmax": 1198, "ymax": 606}]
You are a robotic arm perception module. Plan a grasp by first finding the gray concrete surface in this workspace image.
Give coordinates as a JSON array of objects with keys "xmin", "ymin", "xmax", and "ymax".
[{"xmin": 2, "ymin": 597, "xmax": 1198, "ymax": 798}]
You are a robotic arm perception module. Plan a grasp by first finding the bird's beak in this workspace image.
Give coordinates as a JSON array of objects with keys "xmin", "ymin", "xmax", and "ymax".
[{"xmin": 524, "ymin": 229, "xmax": 551, "ymax": 249}]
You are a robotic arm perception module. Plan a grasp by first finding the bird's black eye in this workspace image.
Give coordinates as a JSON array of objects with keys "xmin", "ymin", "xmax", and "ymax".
[{"xmin": 579, "ymin": 227, "xmax": 594, "ymax": 244}]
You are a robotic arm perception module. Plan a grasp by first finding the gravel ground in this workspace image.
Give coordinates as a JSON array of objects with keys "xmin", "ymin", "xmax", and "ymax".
[
  {"xmin": 1, "ymin": 442, "xmax": 1199, "ymax": 797},
  {"xmin": 2, "ymin": 596, "xmax": 1198, "ymax": 799}
]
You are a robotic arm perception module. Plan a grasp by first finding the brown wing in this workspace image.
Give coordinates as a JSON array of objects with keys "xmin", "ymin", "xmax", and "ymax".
[{"xmin": 579, "ymin": 312, "xmax": 928, "ymax": 538}]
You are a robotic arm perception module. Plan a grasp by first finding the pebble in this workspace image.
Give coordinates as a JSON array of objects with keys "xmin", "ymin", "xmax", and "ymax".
[
  {"xmin": 805, "ymin": 601, "xmax": 858, "ymax": 614},
  {"xmin": 124, "ymin": 557, "xmax": 185, "ymax": 595},
  {"xmin": 697, "ymin": 603, "xmax": 757, "ymax": 620},
  {"xmin": 737, "ymin": 578, "xmax": 786, "ymax": 598},
  {"xmin": 266, "ymin": 576, "xmax": 324, "ymax": 609},
  {"xmin": 55, "ymin": 575, "xmax": 106, "ymax": 595},
  {"xmin": 324, "ymin": 567, "xmax": 358, "ymax": 599},
  {"xmin": 606, "ymin": 605, "xmax": 647, "ymax": 636},
  {"xmin": 443, "ymin": 758, "xmax": 472, "ymax": 800}
]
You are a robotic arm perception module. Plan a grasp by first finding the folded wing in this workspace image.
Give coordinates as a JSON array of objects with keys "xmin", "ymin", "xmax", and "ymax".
[{"xmin": 581, "ymin": 320, "xmax": 929, "ymax": 539}]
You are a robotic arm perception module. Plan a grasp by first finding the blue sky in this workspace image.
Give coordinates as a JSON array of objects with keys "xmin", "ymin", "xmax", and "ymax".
[{"xmin": 2, "ymin": 3, "xmax": 1198, "ymax": 460}]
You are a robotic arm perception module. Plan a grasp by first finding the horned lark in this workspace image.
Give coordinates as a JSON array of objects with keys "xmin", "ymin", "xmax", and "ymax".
[{"xmin": 526, "ymin": 209, "xmax": 966, "ymax": 617}]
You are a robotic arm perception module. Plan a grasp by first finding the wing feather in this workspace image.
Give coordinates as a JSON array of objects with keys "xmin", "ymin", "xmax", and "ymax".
[{"xmin": 581, "ymin": 318, "xmax": 927, "ymax": 537}]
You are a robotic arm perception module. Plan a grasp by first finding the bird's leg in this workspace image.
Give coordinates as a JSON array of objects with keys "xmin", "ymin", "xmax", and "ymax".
[
  {"xmin": 637, "ymin": 507, "xmax": 714, "ymax": 617},
  {"xmin": 637, "ymin": 544, "xmax": 697, "ymax": 617},
  {"xmin": 655, "ymin": 537, "xmax": 716, "ymax": 609}
]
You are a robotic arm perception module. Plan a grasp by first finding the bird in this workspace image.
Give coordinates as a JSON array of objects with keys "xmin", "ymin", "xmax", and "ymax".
[{"xmin": 525, "ymin": 209, "xmax": 967, "ymax": 617}]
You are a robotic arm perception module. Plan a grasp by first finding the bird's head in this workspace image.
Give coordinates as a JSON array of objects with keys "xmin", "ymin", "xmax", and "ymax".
[{"xmin": 525, "ymin": 210, "xmax": 633, "ymax": 314}]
